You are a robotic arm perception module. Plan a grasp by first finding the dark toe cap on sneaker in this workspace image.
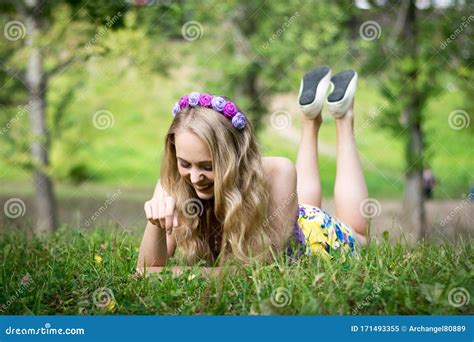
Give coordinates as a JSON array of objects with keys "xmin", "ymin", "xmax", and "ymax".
[
  {"xmin": 299, "ymin": 66, "xmax": 331, "ymax": 106},
  {"xmin": 327, "ymin": 70, "xmax": 356, "ymax": 103}
]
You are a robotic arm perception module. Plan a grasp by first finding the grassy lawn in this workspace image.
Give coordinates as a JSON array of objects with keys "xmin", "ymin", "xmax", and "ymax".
[{"xmin": 1, "ymin": 227, "xmax": 472, "ymax": 315}]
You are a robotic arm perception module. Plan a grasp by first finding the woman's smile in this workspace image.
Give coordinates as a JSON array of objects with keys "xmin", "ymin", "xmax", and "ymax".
[{"xmin": 195, "ymin": 183, "xmax": 213, "ymax": 192}]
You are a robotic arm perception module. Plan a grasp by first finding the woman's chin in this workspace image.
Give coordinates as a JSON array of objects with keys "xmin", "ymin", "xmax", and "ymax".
[{"xmin": 195, "ymin": 187, "xmax": 214, "ymax": 200}]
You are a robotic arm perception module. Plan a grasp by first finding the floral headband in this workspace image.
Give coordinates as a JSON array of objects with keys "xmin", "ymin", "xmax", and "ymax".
[{"xmin": 172, "ymin": 92, "xmax": 247, "ymax": 130}]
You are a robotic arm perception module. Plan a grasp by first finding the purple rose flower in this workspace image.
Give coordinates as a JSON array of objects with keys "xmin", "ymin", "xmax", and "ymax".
[
  {"xmin": 178, "ymin": 96, "xmax": 189, "ymax": 109},
  {"xmin": 199, "ymin": 93, "xmax": 213, "ymax": 107},
  {"xmin": 223, "ymin": 101, "xmax": 238, "ymax": 118},
  {"xmin": 188, "ymin": 92, "xmax": 200, "ymax": 107},
  {"xmin": 211, "ymin": 96, "xmax": 226, "ymax": 112},
  {"xmin": 172, "ymin": 102, "xmax": 181, "ymax": 116},
  {"xmin": 231, "ymin": 112, "xmax": 246, "ymax": 129}
]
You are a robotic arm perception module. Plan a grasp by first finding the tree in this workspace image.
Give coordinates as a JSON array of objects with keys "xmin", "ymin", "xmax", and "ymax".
[
  {"xmin": 0, "ymin": 0, "xmax": 128, "ymax": 232},
  {"xmin": 1, "ymin": 0, "xmax": 179, "ymax": 232},
  {"xmin": 399, "ymin": 1, "xmax": 427, "ymax": 240},
  {"xmin": 360, "ymin": 0, "xmax": 473, "ymax": 240}
]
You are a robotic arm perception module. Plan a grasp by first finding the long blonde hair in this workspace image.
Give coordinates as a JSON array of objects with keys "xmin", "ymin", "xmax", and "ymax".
[{"xmin": 160, "ymin": 104, "xmax": 280, "ymax": 265}]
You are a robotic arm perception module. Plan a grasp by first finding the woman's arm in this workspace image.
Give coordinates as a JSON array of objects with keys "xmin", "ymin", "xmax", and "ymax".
[
  {"xmin": 137, "ymin": 221, "xmax": 169, "ymax": 267},
  {"xmin": 263, "ymin": 157, "xmax": 299, "ymax": 248},
  {"xmin": 137, "ymin": 179, "xmax": 177, "ymax": 267}
]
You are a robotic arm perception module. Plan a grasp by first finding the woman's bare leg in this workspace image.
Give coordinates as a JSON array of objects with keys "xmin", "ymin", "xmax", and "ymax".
[
  {"xmin": 334, "ymin": 101, "xmax": 368, "ymax": 237},
  {"xmin": 296, "ymin": 113, "xmax": 323, "ymax": 208}
]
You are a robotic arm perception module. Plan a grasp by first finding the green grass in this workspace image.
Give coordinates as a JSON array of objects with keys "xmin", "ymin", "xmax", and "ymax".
[{"xmin": 0, "ymin": 227, "xmax": 472, "ymax": 315}]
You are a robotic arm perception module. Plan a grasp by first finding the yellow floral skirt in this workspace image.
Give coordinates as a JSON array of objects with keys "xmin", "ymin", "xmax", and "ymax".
[{"xmin": 286, "ymin": 203, "xmax": 359, "ymax": 259}]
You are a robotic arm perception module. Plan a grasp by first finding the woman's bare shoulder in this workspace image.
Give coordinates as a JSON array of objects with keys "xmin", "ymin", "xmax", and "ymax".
[
  {"xmin": 262, "ymin": 156, "xmax": 295, "ymax": 178},
  {"xmin": 262, "ymin": 156, "xmax": 297, "ymax": 204},
  {"xmin": 262, "ymin": 157, "xmax": 298, "ymax": 244}
]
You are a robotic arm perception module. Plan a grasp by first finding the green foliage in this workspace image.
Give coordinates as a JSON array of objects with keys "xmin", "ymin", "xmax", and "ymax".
[
  {"xmin": 2, "ymin": 58, "xmax": 471, "ymax": 197},
  {"xmin": 359, "ymin": 2, "xmax": 473, "ymax": 171},
  {"xmin": 170, "ymin": 1, "xmax": 352, "ymax": 130},
  {"xmin": 1, "ymin": 1, "xmax": 472, "ymax": 197},
  {"xmin": 0, "ymin": 227, "xmax": 472, "ymax": 314},
  {"xmin": 0, "ymin": 0, "xmax": 171, "ymax": 184}
]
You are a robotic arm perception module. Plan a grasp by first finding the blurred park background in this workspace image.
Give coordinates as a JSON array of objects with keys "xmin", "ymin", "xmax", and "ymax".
[{"xmin": 0, "ymin": 0, "xmax": 473, "ymax": 243}]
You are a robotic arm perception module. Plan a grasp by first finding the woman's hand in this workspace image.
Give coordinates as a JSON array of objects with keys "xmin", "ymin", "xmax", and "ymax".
[{"xmin": 144, "ymin": 188, "xmax": 179, "ymax": 235}]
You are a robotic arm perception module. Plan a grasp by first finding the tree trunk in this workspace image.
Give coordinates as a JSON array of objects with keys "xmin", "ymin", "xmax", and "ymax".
[
  {"xmin": 24, "ymin": 0, "xmax": 57, "ymax": 233},
  {"xmin": 401, "ymin": 1, "xmax": 427, "ymax": 242},
  {"xmin": 230, "ymin": 4, "xmax": 264, "ymax": 132},
  {"xmin": 235, "ymin": 62, "xmax": 263, "ymax": 131},
  {"xmin": 403, "ymin": 115, "xmax": 427, "ymax": 242}
]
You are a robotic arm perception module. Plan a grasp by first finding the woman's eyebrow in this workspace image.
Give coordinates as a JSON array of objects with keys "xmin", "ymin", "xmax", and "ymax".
[{"xmin": 177, "ymin": 157, "xmax": 212, "ymax": 165}]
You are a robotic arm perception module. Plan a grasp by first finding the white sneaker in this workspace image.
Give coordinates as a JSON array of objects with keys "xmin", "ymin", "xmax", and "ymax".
[
  {"xmin": 326, "ymin": 70, "xmax": 358, "ymax": 118},
  {"xmin": 297, "ymin": 66, "xmax": 332, "ymax": 119}
]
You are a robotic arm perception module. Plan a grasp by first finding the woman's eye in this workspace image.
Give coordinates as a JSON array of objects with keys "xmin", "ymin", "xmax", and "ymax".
[
  {"xmin": 180, "ymin": 163, "xmax": 191, "ymax": 168},
  {"xmin": 203, "ymin": 167, "xmax": 212, "ymax": 172}
]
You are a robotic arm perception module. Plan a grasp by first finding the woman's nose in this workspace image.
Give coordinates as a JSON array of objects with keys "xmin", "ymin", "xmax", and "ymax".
[{"xmin": 190, "ymin": 168, "xmax": 203, "ymax": 184}]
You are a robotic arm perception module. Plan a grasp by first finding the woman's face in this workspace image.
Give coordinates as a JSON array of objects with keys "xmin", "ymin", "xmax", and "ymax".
[{"xmin": 175, "ymin": 130, "xmax": 215, "ymax": 200}]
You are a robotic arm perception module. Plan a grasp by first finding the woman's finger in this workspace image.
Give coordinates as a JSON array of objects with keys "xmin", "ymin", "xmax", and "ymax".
[
  {"xmin": 150, "ymin": 200, "xmax": 160, "ymax": 226},
  {"xmin": 158, "ymin": 197, "xmax": 166, "ymax": 229},
  {"xmin": 173, "ymin": 209, "xmax": 179, "ymax": 229},
  {"xmin": 144, "ymin": 201, "xmax": 152, "ymax": 220},
  {"xmin": 144, "ymin": 201, "xmax": 156, "ymax": 226},
  {"xmin": 164, "ymin": 196, "xmax": 176, "ymax": 234}
]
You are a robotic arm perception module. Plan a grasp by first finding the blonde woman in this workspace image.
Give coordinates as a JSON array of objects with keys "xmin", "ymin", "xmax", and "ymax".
[{"xmin": 137, "ymin": 66, "xmax": 368, "ymax": 275}]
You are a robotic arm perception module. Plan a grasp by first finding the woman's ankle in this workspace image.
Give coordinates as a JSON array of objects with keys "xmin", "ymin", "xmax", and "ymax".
[
  {"xmin": 301, "ymin": 112, "xmax": 323, "ymax": 129},
  {"xmin": 336, "ymin": 107, "xmax": 354, "ymax": 127}
]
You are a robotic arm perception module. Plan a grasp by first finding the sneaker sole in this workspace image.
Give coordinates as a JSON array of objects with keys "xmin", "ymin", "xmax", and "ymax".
[
  {"xmin": 298, "ymin": 66, "xmax": 331, "ymax": 118},
  {"xmin": 326, "ymin": 70, "xmax": 358, "ymax": 118}
]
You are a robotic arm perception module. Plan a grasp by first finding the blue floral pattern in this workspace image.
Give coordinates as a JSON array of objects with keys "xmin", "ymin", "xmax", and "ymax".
[{"xmin": 287, "ymin": 203, "xmax": 359, "ymax": 259}]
